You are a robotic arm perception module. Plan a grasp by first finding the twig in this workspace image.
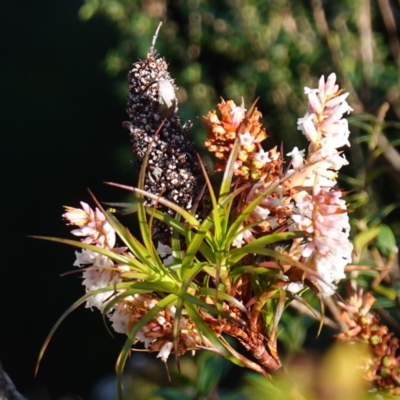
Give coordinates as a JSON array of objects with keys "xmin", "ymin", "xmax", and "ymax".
[
  {"xmin": 324, "ymin": 296, "xmax": 348, "ymax": 332},
  {"xmin": 377, "ymin": 0, "xmax": 400, "ymax": 62},
  {"xmin": 289, "ymin": 299, "xmax": 339, "ymax": 330},
  {"xmin": 310, "ymin": 0, "xmax": 364, "ymax": 113}
]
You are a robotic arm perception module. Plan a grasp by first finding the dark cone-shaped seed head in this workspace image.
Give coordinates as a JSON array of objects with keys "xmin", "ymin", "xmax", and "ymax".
[{"xmin": 123, "ymin": 40, "xmax": 203, "ymax": 242}]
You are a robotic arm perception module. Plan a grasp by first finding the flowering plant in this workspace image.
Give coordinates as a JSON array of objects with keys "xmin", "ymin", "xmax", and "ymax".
[{"xmin": 34, "ymin": 25, "xmax": 399, "ymax": 399}]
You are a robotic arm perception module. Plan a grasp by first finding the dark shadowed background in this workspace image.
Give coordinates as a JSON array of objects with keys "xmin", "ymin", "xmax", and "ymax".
[{"xmin": 2, "ymin": 1, "xmax": 131, "ymax": 398}]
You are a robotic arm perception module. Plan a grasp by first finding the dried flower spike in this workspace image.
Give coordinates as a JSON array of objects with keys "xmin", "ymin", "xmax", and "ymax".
[{"xmin": 123, "ymin": 22, "xmax": 203, "ymax": 241}]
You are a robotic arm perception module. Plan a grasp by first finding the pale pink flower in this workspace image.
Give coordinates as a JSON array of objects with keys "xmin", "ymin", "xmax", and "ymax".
[
  {"xmin": 62, "ymin": 202, "xmax": 94, "ymax": 225},
  {"xmin": 109, "ymin": 301, "xmax": 131, "ymax": 334},
  {"xmin": 157, "ymin": 341, "xmax": 173, "ymax": 362},
  {"xmin": 230, "ymin": 99, "xmax": 246, "ymax": 127},
  {"xmin": 297, "ymin": 113, "xmax": 318, "ymax": 143},
  {"xmin": 72, "ymin": 249, "xmax": 122, "ymax": 311},
  {"xmin": 253, "ymin": 206, "xmax": 271, "ymax": 220},
  {"xmin": 239, "ymin": 131, "xmax": 255, "ymax": 146},
  {"xmin": 157, "ymin": 242, "xmax": 172, "ymax": 258},
  {"xmin": 73, "ymin": 249, "xmax": 98, "ymax": 266},
  {"xmin": 73, "ymin": 247, "xmax": 131, "ymax": 310},
  {"xmin": 243, "ymin": 229, "xmax": 256, "ymax": 243},
  {"xmin": 82, "ymin": 267, "xmax": 122, "ymax": 311},
  {"xmin": 63, "ymin": 203, "xmax": 116, "ymax": 249},
  {"xmin": 285, "ymin": 282, "xmax": 304, "ymax": 293},
  {"xmin": 232, "ymin": 230, "xmax": 245, "ymax": 248},
  {"xmin": 304, "ymin": 88, "xmax": 323, "ymax": 114},
  {"xmin": 136, "ymin": 331, "xmax": 156, "ymax": 348},
  {"xmin": 253, "ymin": 149, "xmax": 271, "ymax": 165},
  {"xmin": 287, "ymin": 147, "xmax": 305, "ymax": 170}
]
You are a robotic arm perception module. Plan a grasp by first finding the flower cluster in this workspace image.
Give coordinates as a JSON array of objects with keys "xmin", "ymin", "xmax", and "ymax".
[
  {"xmin": 63, "ymin": 202, "xmax": 124, "ymax": 311},
  {"xmin": 287, "ymin": 73, "xmax": 353, "ymax": 296},
  {"xmin": 203, "ymin": 99, "xmax": 269, "ymax": 179},
  {"xmin": 63, "ymin": 202, "xmax": 201, "ymax": 362},
  {"xmin": 336, "ymin": 290, "xmax": 400, "ymax": 395},
  {"xmin": 108, "ymin": 293, "xmax": 201, "ymax": 362},
  {"xmin": 202, "ymin": 74, "xmax": 353, "ymax": 296},
  {"xmin": 50, "ymin": 69, "xmax": 356, "ymax": 384},
  {"xmin": 292, "ymin": 72, "xmax": 352, "ymax": 188}
]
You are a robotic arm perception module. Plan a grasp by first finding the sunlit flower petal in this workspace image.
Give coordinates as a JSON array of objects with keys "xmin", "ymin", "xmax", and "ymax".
[{"xmin": 157, "ymin": 242, "xmax": 172, "ymax": 258}]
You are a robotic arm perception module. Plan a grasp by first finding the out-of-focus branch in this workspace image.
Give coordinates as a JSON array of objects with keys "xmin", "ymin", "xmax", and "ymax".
[
  {"xmin": 376, "ymin": 128, "xmax": 400, "ymax": 189},
  {"xmin": 386, "ymin": 86, "xmax": 400, "ymax": 119},
  {"xmin": 289, "ymin": 299, "xmax": 340, "ymax": 330},
  {"xmin": 358, "ymin": 0, "xmax": 373, "ymax": 84},
  {"xmin": 310, "ymin": 0, "xmax": 364, "ymax": 113},
  {"xmin": 324, "ymin": 296, "xmax": 348, "ymax": 332},
  {"xmin": 377, "ymin": 0, "xmax": 400, "ymax": 63},
  {"xmin": 0, "ymin": 362, "xmax": 27, "ymax": 400}
]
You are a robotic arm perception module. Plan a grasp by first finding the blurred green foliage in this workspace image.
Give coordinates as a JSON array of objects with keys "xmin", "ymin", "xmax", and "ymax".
[
  {"xmin": 76, "ymin": 0, "xmax": 400, "ymax": 398},
  {"xmin": 79, "ymin": 0, "xmax": 399, "ymax": 148}
]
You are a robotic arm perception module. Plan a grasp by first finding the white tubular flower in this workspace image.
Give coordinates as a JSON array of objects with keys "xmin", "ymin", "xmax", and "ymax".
[
  {"xmin": 230, "ymin": 99, "xmax": 246, "ymax": 128},
  {"xmin": 287, "ymin": 147, "xmax": 305, "ymax": 170},
  {"xmin": 296, "ymin": 73, "xmax": 352, "ymax": 188},
  {"xmin": 73, "ymin": 249, "xmax": 121, "ymax": 311},
  {"xmin": 163, "ymin": 251, "xmax": 185, "ymax": 266},
  {"xmin": 239, "ymin": 131, "xmax": 255, "ymax": 146},
  {"xmin": 232, "ymin": 230, "xmax": 245, "ymax": 248},
  {"xmin": 135, "ymin": 331, "xmax": 156, "ymax": 349},
  {"xmin": 297, "ymin": 113, "xmax": 318, "ymax": 143},
  {"xmin": 285, "ymin": 282, "xmax": 304, "ymax": 293},
  {"xmin": 253, "ymin": 206, "xmax": 271, "ymax": 220},
  {"xmin": 109, "ymin": 301, "xmax": 131, "ymax": 334},
  {"xmin": 253, "ymin": 149, "xmax": 271, "ymax": 166},
  {"xmin": 157, "ymin": 341, "xmax": 174, "ymax": 362},
  {"xmin": 73, "ymin": 249, "xmax": 98, "ymax": 266},
  {"xmin": 156, "ymin": 242, "xmax": 172, "ymax": 258}
]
